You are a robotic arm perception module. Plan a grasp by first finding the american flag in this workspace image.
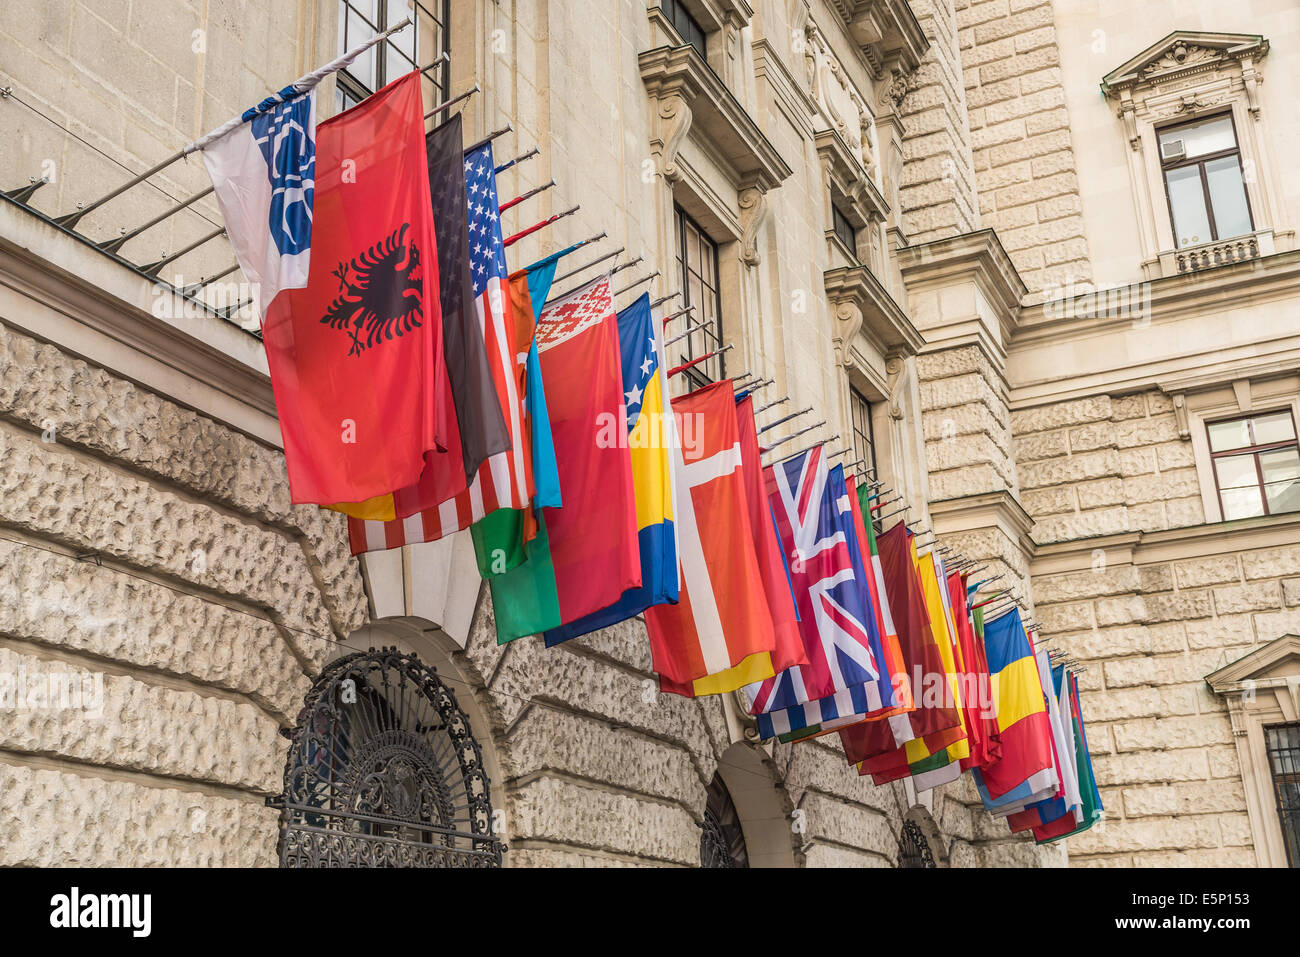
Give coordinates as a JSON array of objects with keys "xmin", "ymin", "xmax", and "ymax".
[
  {"xmin": 348, "ymin": 142, "xmax": 532, "ymax": 555},
  {"xmin": 745, "ymin": 447, "xmax": 882, "ymax": 715}
]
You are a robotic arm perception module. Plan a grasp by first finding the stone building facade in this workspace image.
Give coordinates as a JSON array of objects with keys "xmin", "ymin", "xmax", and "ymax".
[{"xmin": 1, "ymin": 0, "xmax": 1297, "ymax": 868}]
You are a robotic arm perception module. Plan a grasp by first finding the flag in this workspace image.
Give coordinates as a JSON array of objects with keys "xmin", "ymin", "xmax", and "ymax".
[
  {"xmin": 952, "ymin": 572, "xmax": 1001, "ymax": 772},
  {"xmin": 736, "ymin": 394, "xmax": 803, "ymax": 672},
  {"xmin": 229, "ymin": 71, "xmax": 464, "ymax": 506},
  {"xmin": 344, "ymin": 135, "xmax": 534, "ymax": 549},
  {"xmin": 753, "ymin": 465, "xmax": 902, "ymax": 739},
  {"xmin": 486, "ymin": 276, "xmax": 639, "ymax": 642},
  {"xmin": 541, "ymin": 293, "xmax": 678, "ymax": 643},
  {"xmin": 1035, "ymin": 670, "xmax": 1102, "ymax": 843},
  {"xmin": 647, "ymin": 381, "xmax": 777, "ymax": 695},
  {"xmin": 772, "ymin": 473, "xmax": 914, "ymax": 743},
  {"xmin": 744, "ymin": 448, "xmax": 884, "ymax": 716},
  {"xmin": 972, "ymin": 608, "xmax": 1056, "ymax": 812},
  {"xmin": 1007, "ymin": 645, "xmax": 1081, "ymax": 832},
  {"xmin": 840, "ymin": 523, "xmax": 961, "ymax": 767},
  {"xmin": 466, "ymin": 252, "xmax": 567, "ymax": 578}
]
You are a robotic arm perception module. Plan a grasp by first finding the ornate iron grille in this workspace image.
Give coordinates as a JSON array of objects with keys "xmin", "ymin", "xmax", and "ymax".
[
  {"xmin": 276, "ymin": 647, "xmax": 502, "ymax": 868},
  {"xmin": 1265, "ymin": 722, "xmax": 1300, "ymax": 868},
  {"xmin": 897, "ymin": 819, "xmax": 936, "ymax": 868},
  {"xmin": 699, "ymin": 775, "xmax": 748, "ymax": 868}
]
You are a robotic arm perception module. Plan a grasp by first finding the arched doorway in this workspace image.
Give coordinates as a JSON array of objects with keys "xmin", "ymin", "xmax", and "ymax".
[
  {"xmin": 276, "ymin": 646, "xmax": 503, "ymax": 867},
  {"xmin": 700, "ymin": 773, "xmax": 749, "ymax": 868},
  {"xmin": 896, "ymin": 818, "xmax": 936, "ymax": 868}
]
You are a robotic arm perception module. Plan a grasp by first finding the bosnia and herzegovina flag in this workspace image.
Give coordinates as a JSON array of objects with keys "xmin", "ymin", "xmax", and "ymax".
[
  {"xmin": 542, "ymin": 292, "xmax": 678, "ymax": 644},
  {"xmin": 486, "ymin": 275, "xmax": 640, "ymax": 643}
]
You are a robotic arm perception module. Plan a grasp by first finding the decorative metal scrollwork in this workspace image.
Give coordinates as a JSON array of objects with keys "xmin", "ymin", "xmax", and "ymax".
[
  {"xmin": 699, "ymin": 774, "xmax": 749, "ymax": 868},
  {"xmin": 897, "ymin": 819, "xmax": 936, "ymax": 869},
  {"xmin": 276, "ymin": 647, "xmax": 503, "ymax": 868}
]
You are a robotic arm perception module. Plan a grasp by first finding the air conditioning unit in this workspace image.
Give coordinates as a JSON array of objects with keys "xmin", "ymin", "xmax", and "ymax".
[{"xmin": 1160, "ymin": 138, "xmax": 1186, "ymax": 162}]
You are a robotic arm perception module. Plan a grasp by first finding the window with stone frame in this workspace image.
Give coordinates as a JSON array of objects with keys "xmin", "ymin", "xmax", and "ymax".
[
  {"xmin": 1206, "ymin": 409, "xmax": 1300, "ymax": 520},
  {"xmin": 660, "ymin": 0, "xmax": 707, "ymax": 58},
  {"xmin": 673, "ymin": 204, "xmax": 725, "ymax": 390},
  {"xmin": 1157, "ymin": 112, "xmax": 1254, "ymax": 250},
  {"xmin": 1264, "ymin": 722, "xmax": 1300, "ymax": 868},
  {"xmin": 832, "ymin": 202, "xmax": 860, "ymax": 263},
  {"xmin": 336, "ymin": 0, "xmax": 450, "ymax": 110},
  {"xmin": 1100, "ymin": 32, "xmax": 1287, "ymax": 278}
]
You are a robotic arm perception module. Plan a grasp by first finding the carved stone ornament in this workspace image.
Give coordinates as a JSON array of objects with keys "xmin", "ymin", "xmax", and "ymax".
[
  {"xmin": 739, "ymin": 185, "xmax": 770, "ymax": 267},
  {"xmin": 655, "ymin": 92, "xmax": 693, "ymax": 183},
  {"xmin": 885, "ymin": 355, "xmax": 906, "ymax": 420}
]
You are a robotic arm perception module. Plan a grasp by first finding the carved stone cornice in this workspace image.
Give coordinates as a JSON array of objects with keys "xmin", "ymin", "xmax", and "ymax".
[
  {"xmin": 824, "ymin": 0, "xmax": 928, "ymax": 75},
  {"xmin": 640, "ymin": 44, "xmax": 793, "ymax": 192},
  {"xmin": 824, "ymin": 263, "xmax": 922, "ymax": 366},
  {"xmin": 898, "ymin": 229, "xmax": 1026, "ymax": 329}
]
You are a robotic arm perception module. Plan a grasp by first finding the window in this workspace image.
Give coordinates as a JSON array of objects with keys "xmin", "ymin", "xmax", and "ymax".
[
  {"xmin": 662, "ymin": 0, "xmax": 707, "ymax": 59},
  {"xmin": 674, "ymin": 205, "xmax": 725, "ymax": 390},
  {"xmin": 1207, "ymin": 410, "xmax": 1300, "ymax": 520},
  {"xmin": 336, "ymin": 0, "xmax": 450, "ymax": 110},
  {"xmin": 1158, "ymin": 113, "xmax": 1254, "ymax": 248},
  {"xmin": 832, "ymin": 203, "xmax": 858, "ymax": 260},
  {"xmin": 699, "ymin": 774, "xmax": 748, "ymax": 868},
  {"xmin": 1264, "ymin": 723, "xmax": 1300, "ymax": 868},
  {"xmin": 850, "ymin": 387, "xmax": 876, "ymax": 475}
]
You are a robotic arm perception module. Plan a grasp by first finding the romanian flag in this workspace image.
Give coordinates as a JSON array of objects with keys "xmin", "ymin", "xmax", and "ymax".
[
  {"xmin": 486, "ymin": 276, "xmax": 640, "ymax": 642},
  {"xmin": 841, "ymin": 522, "xmax": 961, "ymax": 766},
  {"xmin": 542, "ymin": 293, "xmax": 678, "ymax": 643},
  {"xmin": 1008, "ymin": 647, "xmax": 1082, "ymax": 832},
  {"xmin": 973, "ymin": 608, "xmax": 1056, "ymax": 811},
  {"xmin": 647, "ymin": 381, "xmax": 777, "ymax": 695}
]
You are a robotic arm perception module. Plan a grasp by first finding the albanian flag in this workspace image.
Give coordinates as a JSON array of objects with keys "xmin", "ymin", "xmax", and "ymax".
[{"xmin": 261, "ymin": 71, "xmax": 465, "ymax": 505}]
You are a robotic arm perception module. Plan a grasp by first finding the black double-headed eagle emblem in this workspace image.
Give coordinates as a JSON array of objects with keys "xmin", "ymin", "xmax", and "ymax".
[{"xmin": 321, "ymin": 223, "xmax": 423, "ymax": 356}]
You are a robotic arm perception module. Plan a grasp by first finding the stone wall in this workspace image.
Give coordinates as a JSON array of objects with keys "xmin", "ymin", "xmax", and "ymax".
[
  {"xmin": 1014, "ymin": 390, "xmax": 1203, "ymax": 545},
  {"xmin": 0, "ymin": 321, "xmax": 364, "ymax": 867},
  {"xmin": 897, "ymin": 0, "xmax": 982, "ymax": 242},
  {"xmin": 1030, "ymin": 539, "xmax": 1300, "ymax": 865},
  {"xmin": 954, "ymin": 0, "xmax": 1091, "ymax": 295}
]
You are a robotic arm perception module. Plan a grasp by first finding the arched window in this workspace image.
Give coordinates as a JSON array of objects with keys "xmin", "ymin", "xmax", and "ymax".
[
  {"xmin": 896, "ymin": 819, "xmax": 936, "ymax": 869},
  {"xmin": 700, "ymin": 774, "xmax": 749, "ymax": 868},
  {"xmin": 276, "ymin": 647, "xmax": 502, "ymax": 867}
]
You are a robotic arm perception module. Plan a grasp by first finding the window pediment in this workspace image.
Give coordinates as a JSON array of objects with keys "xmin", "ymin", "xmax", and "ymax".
[
  {"xmin": 1102, "ymin": 31, "xmax": 1268, "ymax": 98},
  {"xmin": 640, "ymin": 44, "xmax": 793, "ymax": 192},
  {"xmin": 817, "ymin": 128, "xmax": 888, "ymax": 228}
]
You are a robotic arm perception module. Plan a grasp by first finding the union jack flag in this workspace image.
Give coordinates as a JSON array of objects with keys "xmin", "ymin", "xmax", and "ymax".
[{"xmin": 745, "ymin": 448, "xmax": 883, "ymax": 716}]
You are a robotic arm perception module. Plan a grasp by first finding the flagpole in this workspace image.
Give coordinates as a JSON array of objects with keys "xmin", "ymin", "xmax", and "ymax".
[
  {"xmin": 498, "ymin": 179, "xmax": 554, "ymax": 212},
  {"xmin": 495, "ymin": 147, "xmax": 539, "ymax": 175},
  {"xmin": 504, "ymin": 204, "xmax": 579, "ymax": 247},
  {"xmin": 57, "ymin": 18, "xmax": 414, "ymax": 229}
]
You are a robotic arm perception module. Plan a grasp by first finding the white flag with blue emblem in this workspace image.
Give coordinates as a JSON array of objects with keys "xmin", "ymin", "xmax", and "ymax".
[
  {"xmin": 185, "ymin": 19, "xmax": 412, "ymax": 323},
  {"xmin": 198, "ymin": 88, "xmax": 316, "ymax": 320}
]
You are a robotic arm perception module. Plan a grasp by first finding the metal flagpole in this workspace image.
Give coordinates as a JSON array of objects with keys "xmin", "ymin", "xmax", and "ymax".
[
  {"xmin": 551, "ymin": 245, "xmax": 623, "ymax": 284},
  {"xmin": 498, "ymin": 180, "xmax": 554, "ymax": 212},
  {"xmin": 465, "ymin": 125, "xmax": 513, "ymax": 153},
  {"xmin": 424, "ymin": 84, "xmax": 479, "ymax": 120},
  {"xmin": 613, "ymin": 270, "xmax": 659, "ymax": 297},
  {"xmin": 757, "ymin": 407, "xmax": 814, "ymax": 434},
  {"xmin": 55, "ymin": 17, "xmax": 415, "ymax": 230},
  {"xmin": 503, "ymin": 204, "xmax": 579, "ymax": 246},
  {"xmin": 495, "ymin": 147, "xmax": 539, "ymax": 175}
]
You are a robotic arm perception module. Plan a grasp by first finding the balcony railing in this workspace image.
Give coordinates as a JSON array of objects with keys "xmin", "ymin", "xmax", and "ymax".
[{"xmin": 1174, "ymin": 234, "xmax": 1261, "ymax": 274}]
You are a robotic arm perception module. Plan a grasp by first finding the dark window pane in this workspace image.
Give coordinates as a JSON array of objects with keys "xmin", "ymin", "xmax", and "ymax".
[
  {"xmin": 1166, "ymin": 165, "xmax": 1211, "ymax": 247},
  {"xmin": 1205, "ymin": 154, "xmax": 1252, "ymax": 239}
]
